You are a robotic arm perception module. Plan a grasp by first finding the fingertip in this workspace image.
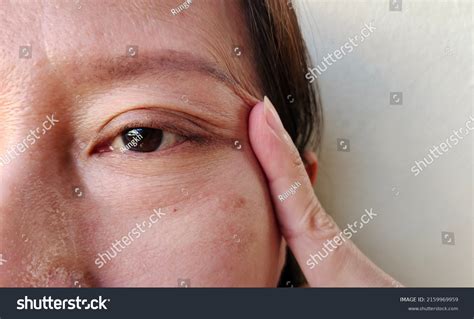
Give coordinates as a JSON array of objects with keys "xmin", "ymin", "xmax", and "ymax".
[
  {"xmin": 248, "ymin": 100, "xmax": 267, "ymax": 147},
  {"xmin": 248, "ymin": 100, "xmax": 264, "ymax": 123},
  {"xmin": 248, "ymin": 99, "xmax": 283, "ymax": 182},
  {"xmin": 303, "ymin": 151, "xmax": 318, "ymax": 186}
]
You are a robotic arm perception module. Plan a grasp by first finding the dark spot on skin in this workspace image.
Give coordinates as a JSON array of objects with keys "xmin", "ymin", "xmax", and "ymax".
[
  {"xmin": 216, "ymin": 195, "xmax": 247, "ymax": 216},
  {"xmin": 233, "ymin": 197, "xmax": 246, "ymax": 209}
]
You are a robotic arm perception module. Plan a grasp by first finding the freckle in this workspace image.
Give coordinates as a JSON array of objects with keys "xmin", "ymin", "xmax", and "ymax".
[{"xmin": 234, "ymin": 197, "xmax": 246, "ymax": 209}]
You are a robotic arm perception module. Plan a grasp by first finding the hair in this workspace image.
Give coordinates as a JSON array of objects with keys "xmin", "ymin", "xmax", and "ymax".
[
  {"xmin": 242, "ymin": 0, "xmax": 323, "ymax": 153},
  {"xmin": 241, "ymin": 0, "xmax": 323, "ymax": 287}
]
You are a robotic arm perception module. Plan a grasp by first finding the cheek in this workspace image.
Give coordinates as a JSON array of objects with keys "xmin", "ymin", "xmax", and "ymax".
[{"xmin": 82, "ymin": 150, "xmax": 283, "ymax": 287}]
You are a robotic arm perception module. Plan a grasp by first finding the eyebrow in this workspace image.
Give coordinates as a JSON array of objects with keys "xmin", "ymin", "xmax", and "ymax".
[{"xmin": 64, "ymin": 49, "xmax": 237, "ymax": 89}]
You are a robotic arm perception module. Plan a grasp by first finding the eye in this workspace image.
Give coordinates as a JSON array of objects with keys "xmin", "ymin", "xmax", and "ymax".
[{"xmin": 110, "ymin": 127, "xmax": 186, "ymax": 153}]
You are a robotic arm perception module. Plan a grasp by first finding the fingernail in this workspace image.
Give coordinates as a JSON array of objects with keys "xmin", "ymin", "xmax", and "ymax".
[{"xmin": 263, "ymin": 96, "xmax": 284, "ymax": 133}]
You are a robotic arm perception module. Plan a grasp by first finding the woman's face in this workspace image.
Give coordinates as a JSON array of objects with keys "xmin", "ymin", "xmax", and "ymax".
[{"xmin": 0, "ymin": 0, "xmax": 285, "ymax": 287}]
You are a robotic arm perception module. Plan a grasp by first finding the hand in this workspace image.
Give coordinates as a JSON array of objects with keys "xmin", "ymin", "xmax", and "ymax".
[{"xmin": 248, "ymin": 97, "xmax": 402, "ymax": 287}]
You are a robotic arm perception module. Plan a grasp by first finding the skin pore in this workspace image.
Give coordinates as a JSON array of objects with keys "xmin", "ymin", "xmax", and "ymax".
[{"xmin": 0, "ymin": 0, "xmax": 285, "ymax": 287}]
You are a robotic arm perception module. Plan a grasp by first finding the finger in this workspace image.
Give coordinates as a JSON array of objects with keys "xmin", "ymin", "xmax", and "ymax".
[
  {"xmin": 248, "ymin": 97, "xmax": 398, "ymax": 287},
  {"xmin": 248, "ymin": 96, "xmax": 334, "ymax": 240}
]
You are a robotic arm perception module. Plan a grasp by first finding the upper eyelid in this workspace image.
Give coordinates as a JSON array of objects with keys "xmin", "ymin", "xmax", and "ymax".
[
  {"xmin": 73, "ymin": 50, "xmax": 257, "ymax": 109},
  {"xmin": 99, "ymin": 107, "xmax": 216, "ymax": 136},
  {"xmin": 89, "ymin": 108, "xmax": 215, "ymax": 153}
]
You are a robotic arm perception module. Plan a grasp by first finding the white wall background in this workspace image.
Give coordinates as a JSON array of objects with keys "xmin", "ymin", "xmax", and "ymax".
[{"xmin": 295, "ymin": 0, "xmax": 473, "ymax": 286}]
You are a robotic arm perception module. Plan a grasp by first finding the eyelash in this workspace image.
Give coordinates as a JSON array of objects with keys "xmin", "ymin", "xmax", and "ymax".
[{"xmin": 92, "ymin": 118, "xmax": 210, "ymax": 156}]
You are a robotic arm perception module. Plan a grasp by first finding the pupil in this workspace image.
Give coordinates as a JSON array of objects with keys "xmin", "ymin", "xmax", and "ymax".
[{"xmin": 121, "ymin": 128, "xmax": 163, "ymax": 152}]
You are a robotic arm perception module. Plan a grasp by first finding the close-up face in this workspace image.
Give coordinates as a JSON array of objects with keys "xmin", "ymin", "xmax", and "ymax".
[
  {"xmin": 0, "ymin": 0, "xmax": 469, "ymax": 316},
  {"xmin": 0, "ymin": 0, "xmax": 286, "ymax": 287}
]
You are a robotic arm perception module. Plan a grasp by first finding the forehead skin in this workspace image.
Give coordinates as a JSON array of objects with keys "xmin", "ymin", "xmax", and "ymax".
[
  {"xmin": 0, "ymin": 0, "xmax": 261, "ymax": 106},
  {"xmin": 0, "ymin": 0, "xmax": 283, "ymax": 287}
]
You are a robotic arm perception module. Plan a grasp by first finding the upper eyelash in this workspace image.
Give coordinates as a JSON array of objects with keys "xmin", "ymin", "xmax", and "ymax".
[
  {"xmin": 89, "ymin": 108, "xmax": 221, "ymax": 155},
  {"xmin": 94, "ymin": 124, "xmax": 210, "ymax": 155}
]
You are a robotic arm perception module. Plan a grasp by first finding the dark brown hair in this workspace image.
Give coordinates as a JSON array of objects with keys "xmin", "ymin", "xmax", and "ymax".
[
  {"xmin": 241, "ymin": 0, "xmax": 323, "ymax": 286},
  {"xmin": 242, "ymin": 0, "xmax": 322, "ymax": 153}
]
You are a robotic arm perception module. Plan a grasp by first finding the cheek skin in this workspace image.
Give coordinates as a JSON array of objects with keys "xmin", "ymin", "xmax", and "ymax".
[
  {"xmin": 80, "ymin": 148, "xmax": 283, "ymax": 287},
  {"xmin": 0, "ymin": 0, "xmax": 278, "ymax": 287},
  {"xmin": 0, "ymin": 166, "xmax": 99, "ymax": 287}
]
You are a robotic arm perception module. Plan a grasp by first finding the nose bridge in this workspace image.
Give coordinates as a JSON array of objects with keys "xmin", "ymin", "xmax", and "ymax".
[
  {"xmin": 0, "ymin": 122, "xmax": 92, "ymax": 287},
  {"xmin": 0, "ymin": 16, "xmax": 95, "ymax": 285}
]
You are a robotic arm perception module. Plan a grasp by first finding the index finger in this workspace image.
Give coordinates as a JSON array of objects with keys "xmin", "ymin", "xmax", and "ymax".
[{"xmin": 249, "ymin": 97, "xmax": 399, "ymax": 287}]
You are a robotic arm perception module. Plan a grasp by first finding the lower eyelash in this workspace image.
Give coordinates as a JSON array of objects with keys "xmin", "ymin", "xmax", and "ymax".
[{"xmin": 185, "ymin": 134, "xmax": 212, "ymax": 145}]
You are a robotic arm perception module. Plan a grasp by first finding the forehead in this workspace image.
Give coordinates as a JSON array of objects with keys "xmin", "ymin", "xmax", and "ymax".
[
  {"xmin": 1, "ymin": 0, "xmax": 243, "ymax": 54},
  {"xmin": 0, "ymin": 0, "xmax": 259, "ymax": 99}
]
